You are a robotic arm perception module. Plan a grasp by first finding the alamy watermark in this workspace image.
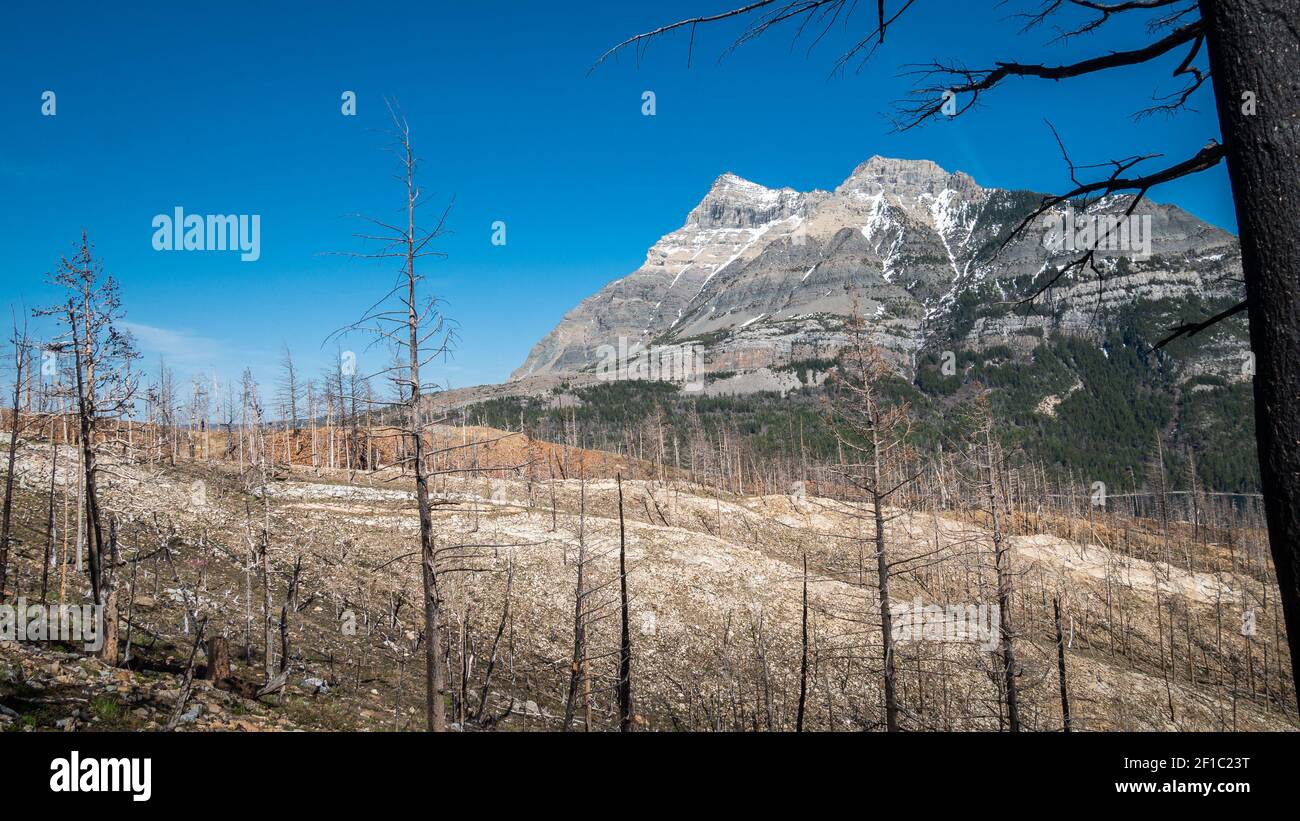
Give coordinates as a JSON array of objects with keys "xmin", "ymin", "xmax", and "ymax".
[
  {"xmin": 595, "ymin": 337, "xmax": 705, "ymax": 392},
  {"xmin": 1044, "ymin": 210, "xmax": 1152, "ymax": 260},
  {"xmin": 50, "ymin": 751, "xmax": 151, "ymax": 802},
  {"xmin": 152, "ymin": 207, "xmax": 261, "ymax": 261},
  {"xmin": 0, "ymin": 598, "xmax": 104, "ymax": 652}
]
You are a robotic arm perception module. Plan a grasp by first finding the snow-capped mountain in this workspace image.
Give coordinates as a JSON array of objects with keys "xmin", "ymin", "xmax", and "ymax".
[{"xmin": 512, "ymin": 156, "xmax": 1243, "ymax": 384}]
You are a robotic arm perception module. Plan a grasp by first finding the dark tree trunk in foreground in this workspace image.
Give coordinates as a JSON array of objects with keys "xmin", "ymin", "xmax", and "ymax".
[
  {"xmin": 1200, "ymin": 0, "xmax": 1300, "ymax": 706},
  {"xmin": 1054, "ymin": 594, "xmax": 1071, "ymax": 732}
]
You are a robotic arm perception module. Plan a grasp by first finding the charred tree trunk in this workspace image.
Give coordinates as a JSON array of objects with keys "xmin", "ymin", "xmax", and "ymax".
[
  {"xmin": 413, "ymin": 303, "xmax": 444, "ymax": 734},
  {"xmin": 205, "ymin": 635, "xmax": 231, "ymax": 682},
  {"xmin": 278, "ymin": 555, "xmax": 302, "ymax": 675},
  {"xmin": 164, "ymin": 621, "xmax": 207, "ymax": 732},
  {"xmin": 1200, "ymin": 0, "xmax": 1300, "ymax": 712},
  {"xmin": 1054, "ymin": 593, "xmax": 1072, "ymax": 732},
  {"xmin": 985, "ymin": 425, "xmax": 1020, "ymax": 732},
  {"xmin": 873, "ymin": 483, "xmax": 900, "ymax": 732}
]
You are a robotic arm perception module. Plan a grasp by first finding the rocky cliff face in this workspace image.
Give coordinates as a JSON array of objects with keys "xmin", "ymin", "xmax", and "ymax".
[{"xmin": 512, "ymin": 156, "xmax": 1243, "ymax": 385}]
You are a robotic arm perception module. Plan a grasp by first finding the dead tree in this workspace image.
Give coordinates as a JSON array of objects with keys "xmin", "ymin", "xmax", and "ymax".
[
  {"xmin": 278, "ymin": 554, "xmax": 303, "ymax": 675},
  {"xmin": 239, "ymin": 376, "xmax": 279, "ymax": 684},
  {"xmin": 797, "ymin": 550, "xmax": 809, "ymax": 733},
  {"xmin": 564, "ymin": 477, "xmax": 589, "ymax": 731},
  {"xmin": 617, "ymin": 473, "xmax": 634, "ymax": 731},
  {"xmin": 973, "ymin": 398, "xmax": 1021, "ymax": 732},
  {"xmin": 35, "ymin": 232, "xmax": 138, "ymax": 665},
  {"xmin": 330, "ymin": 100, "xmax": 456, "ymax": 732},
  {"xmin": 155, "ymin": 359, "xmax": 177, "ymax": 467},
  {"xmin": 1054, "ymin": 592, "xmax": 1072, "ymax": 732},
  {"xmin": 40, "ymin": 399, "xmax": 59, "ymax": 603},
  {"xmin": 0, "ymin": 312, "xmax": 33, "ymax": 602},
  {"xmin": 824, "ymin": 311, "xmax": 917, "ymax": 732},
  {"xmin": 205, "ymin": 636, "xmax": 231, "ymax": 682},
  {"xmin": 1198, "ymin": 0, "xmax": 1300, "ymax": 706},
  {"xmin": 279, "ymin": 344, "xmax": 300, "ymax": 461}
]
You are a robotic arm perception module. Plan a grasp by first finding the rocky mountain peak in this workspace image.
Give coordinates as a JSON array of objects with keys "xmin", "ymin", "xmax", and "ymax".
[
  {"xmin": 511, "ymin": 155, "xmax": 1242, "ymax": 385},
  {"xmin": 837, "ymin": 155, "xmax": 980, "ymax": 200},
  {"xmin": 685, "ymin": 172, "xmax": 805, "ymax": 230}
]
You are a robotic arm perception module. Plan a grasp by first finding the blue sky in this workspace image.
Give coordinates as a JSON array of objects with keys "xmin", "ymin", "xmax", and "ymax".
[{"xmin": 0, "ymin": 0, "xmax": 1233, "ymax": 396}]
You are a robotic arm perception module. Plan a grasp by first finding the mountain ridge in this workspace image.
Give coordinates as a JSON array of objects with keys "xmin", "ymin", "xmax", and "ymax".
[{"xmin": 511, "ymin": 156, "xmax": 1242, "ymax": 386}]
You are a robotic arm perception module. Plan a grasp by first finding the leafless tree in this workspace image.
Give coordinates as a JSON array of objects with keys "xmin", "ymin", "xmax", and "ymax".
[
  {"xmin": 971, "ymin": 397, "xmax": 1021, "ymax": 731},
  {"xmin": 564, "ymin": 477, "xmax": 590, "ymax": 730},
  {"xmin": 0, "ymin": 311, "xmax": 35, "ymax": 601},
  {"xmin": 616, "ymin": 473, "xmax": 634, "ymax": 731},
  {"xmin": 34, "ymin": 233, "xmax": 138, "ymax": 665},
  {"xmin": 824, "ymin": 310, "xmax": 919, "ymax": 731},
  {"xmin": 797, "ymin": 550, "xmax": 809, "ymax": 732},
  {"xmin": 279, "ymin": 344, "xmax": 300, "ymax": 459},
  {"xmin": 330, "ymin": 100, "xmax": 457, "ymax": 732},
  {"xmin": 1054, "ymin": 591, "xmax": 1072, "ymax": 731}
]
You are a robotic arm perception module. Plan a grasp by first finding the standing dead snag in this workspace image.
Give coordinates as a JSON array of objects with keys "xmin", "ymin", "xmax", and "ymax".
[
  {"xmin": 40, "ymin": 406, "xmax": 59, "ymax": 604},
  {"xmin": 972, "ymin": 398, "xmax": 1020, "ymax": 732},
  {"xmin": 278, "ymin": 554, "xmax": 303, "ymax": 675},
  {"xmin": 0, "ymin": 312, "xmax": 33, "ymax": 602},
  {"xmin": 564, "ymin": 477, "xmax": 589, "ymax": 731},
  {"xmin": 825, "ymin": 309, "xmax": 917, "ymax": 732},
  {"xmin": 278, "ymin": 345, "xmax": 300, "ymax": 462},
  {"xmin": 330, "ymin": 100, "xmax": 456, "ymax": 732},
  {"xmin": 205, "ymin": 636, "xmax": 231, "ymax": 683},
  {"xmin": 1199, "ymin": 0, "xmax": 1300, "ymax": 712},
  {"xmin": 1054, "ymin": 592, "xmax": 1071, "ymax": 732},
  {"xmin": 617, "ymin": 474, "xmax": 634, "ymax": 732},
  {"xmin": 797, "ymin": 550, "xmax": 808, "ymax": 733},
  {"xmin": 35, "ymin": 233, "xmax": 138, "ymax": 665}
]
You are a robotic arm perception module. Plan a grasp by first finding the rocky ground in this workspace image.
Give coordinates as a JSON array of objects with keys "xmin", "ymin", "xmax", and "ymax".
[{"xmin": 1, "ymin": 429, "xmax": 1295, "ymax": 732}]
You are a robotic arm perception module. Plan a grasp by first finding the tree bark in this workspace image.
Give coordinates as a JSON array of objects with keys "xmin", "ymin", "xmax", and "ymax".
[
  {"xmin": 1054, "ymin": 593, "xmax": 1071, "ymax": 732},
  {"xmin": 986, "ymin": 425, "xmax": 1020, "ymax": 732},
  {"xmin": 797, "ymin": 551, "xmax": 809, "ymax": 733},
  {"xmin": 205, "ymin": 636, "xmax": 231, "ymax": 682},
  {"xmin": 1199, "ymin": 0, "xmax": 1300, "ymax": 713},
  {"xmin": 404, "ymin": 148, "xmax": 445, "ymax": 733},
  {"xmin": 873, "ymin": 484, "xmax": 900, "ymax": 732}
]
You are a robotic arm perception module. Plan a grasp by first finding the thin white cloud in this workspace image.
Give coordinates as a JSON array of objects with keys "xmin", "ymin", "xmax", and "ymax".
[{"xmin": 120, "ymin": 321, "xmax": 226, "ymax": 371}]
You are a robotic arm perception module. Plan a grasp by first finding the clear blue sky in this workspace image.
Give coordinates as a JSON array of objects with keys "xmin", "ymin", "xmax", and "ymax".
[{"xmin": 0, "ymin": 0, "xmax": 1234, "ymax": 396}]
